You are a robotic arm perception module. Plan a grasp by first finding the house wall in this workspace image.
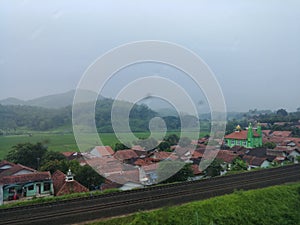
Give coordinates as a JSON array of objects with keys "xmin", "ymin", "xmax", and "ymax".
[
  {"xmin": 260, "ymin": 160, "xmax": 270, "ymax": 168},
  {"xmin": 226, "ymin": 139, "xmax": 247, "ymax": 148},
  {"xmin": 3, "ymin": 181, "xmax": 53, "ymax": 201},
  {"xmin": 0, "ymin": 184, "xmax": 3, "ymax": 205},
  {"xmin": 225, "ymin": 136, "xmax": 262, "ymax": 148}
]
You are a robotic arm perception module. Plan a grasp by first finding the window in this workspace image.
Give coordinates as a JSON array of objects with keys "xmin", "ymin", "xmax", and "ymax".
[
  {"xmin": 44, "ymin": 183, "xmax": 50, "ymax": 191},
  {"xmin": 28, "ymin": 185, "xmax": 34, "ymax": 191},
  {"xmin": 237, "ymin": 141, "xmax": 241, "ymax": 145},
  {"xmin": 243, "ymin": 141, "xmax": 247, "ymax": 146},
  {"xmin": 231, "ymin": 140, "xmax": 235, "ymax": 144}
]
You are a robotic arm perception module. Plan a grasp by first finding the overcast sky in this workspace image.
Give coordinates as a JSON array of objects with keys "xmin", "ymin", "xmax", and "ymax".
[{"xmin": 1, "ymin": 0, "xmax": 300, "ymax": 112}]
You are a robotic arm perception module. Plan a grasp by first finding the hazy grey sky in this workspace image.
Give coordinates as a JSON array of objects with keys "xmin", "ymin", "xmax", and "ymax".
[{"xmin": 1, "ymin": 0, "xmax": 300, "ymax": 112}]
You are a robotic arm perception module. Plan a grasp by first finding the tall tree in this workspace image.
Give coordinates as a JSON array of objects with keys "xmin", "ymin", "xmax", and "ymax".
[
  {"xmin": 205, "ymin": 159, "xmax": 224, "ymax": 177},
  {"xmin": 6, "ymin": 142, "xmax": 48, "ymax": 169},
  {"xmin": 276, "ymin": 109, "xmax": 288, "ymax": 117},
  {"xmin": 163, "ymin": 134, "xmax": 179, "ymax": 146}
]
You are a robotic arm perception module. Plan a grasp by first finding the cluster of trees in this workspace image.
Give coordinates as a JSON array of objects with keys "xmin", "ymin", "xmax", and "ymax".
[
  {"xmin": 5, "ymin": 142, "xmax": 104, "ymax": 190},
  {"xmin": 136, "ymin": 134, "xmax": 192, "ymax": 152},
  {"xmin": 226, "ymin": 108, "xmax": 300, "ymax": 137},
  {"xmin": 0, "ymin": 99, "xmax": 204, "ymax": 135},
  {"xmin": 0, "ymin": 104, "xmax": 71, "ymax": 133},
  {"xmin": 158, "ymin": 161, "xmax": 194, "ymax": 184},
  {"xmin": 114, "ymin": 134, "xmax": 192, "ymax": 152}
]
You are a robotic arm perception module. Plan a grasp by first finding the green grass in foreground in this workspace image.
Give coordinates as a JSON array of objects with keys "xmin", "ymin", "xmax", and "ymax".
[
  {"xmin": 0, "ymin": 131, "xmax": 207, "ymax": 160},
  {"xmin": 88, "ymin": 182, "xmax": 300, "ymax": 225},
  {"xmin": 0, "ymin": 188, "xmax": 121, "ymax": 209}
]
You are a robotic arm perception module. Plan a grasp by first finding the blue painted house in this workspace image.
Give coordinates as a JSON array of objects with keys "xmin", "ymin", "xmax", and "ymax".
[{"xmin": 0, "ymin": 161, "xmax": 53, "ymax": 203}]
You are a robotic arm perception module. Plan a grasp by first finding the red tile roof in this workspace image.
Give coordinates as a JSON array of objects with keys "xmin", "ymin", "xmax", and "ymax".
[
  {"xmin": 92, "ymin": 146, "xmax": 114, "ymax": 157},
  {"xmin": 242, "ymin": 155, "xmax": 268, "ymax": 166},
  {"xmin": 0, "ymin": 160, "xmax": 16, "ymax": 168},
  {"xmin": 225, "ymin": 130, "xmax": 261, "ymax": 140},
  {"xmin": 56, "ymin": 181, "xmax": 88, "ymax": 196},
  {"xmin": 262, "ymin": 130, "xmax": 272, "ymax": 136},
  {"xmin": 114, "ymin": 150, "xmax": 138, "ymax": 161},
  {"xmin": 131, "ymin": 145, "xmax": 145, "ymax": 151},
  {"xmin": 225, "ymin": 130, "xmax": 248, "ymax": 140},
  {"xmin": 62, "ymin": 152, "xmax": 75, "ymax": 157},
  {"xmin": 134, "ymin": 158, "xmax": 153, "ymax": 166},
  {"xmin": 191, "ymin": 164, "xmax": 203, "ymax": 175},
  {"xmin": 86, "ymin": 157, "xmax": 123, "ymax": 175},
  {"xmin": 191, "ymin": 150, "xmax": 204, "ymax": 159},
  {"xmin": 101, "ymin": 179, "xmax": 122, "ymax": 190},
  {"xmin": 272, "ymin": 131, "xmax": 292, "ymax": 137},
  {"xmin": 52, "ymin": 170, "xmax": 66, "ymax": 194},
  {"xmin": 142, "ymin": 163, "xmax": 159, "ymax": 172},
  {"xmin": 216, "ymin": 150, "xmax": 238, "ymax": 163},
  {"xmin": 0, "ymin": 162, "xmax": 36, "ymax": 178},
  {"xmin": 52, "ymin": 170, "xmax": 88, "ymax": 196},
  {"xmin": 0, "ymin": 172, "xmax": 51, "ymax": 185},
  {"xmin": 152, "ymin": 151, "xmax": 173, "ymax": 160},
  {"xmin": 106, "ymin": 168, "xmax": 140, "ymax": 184}
]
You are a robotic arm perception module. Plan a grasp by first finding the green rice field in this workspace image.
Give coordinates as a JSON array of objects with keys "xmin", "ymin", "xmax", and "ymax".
[{"xmin": 0, "ymin": 131, "xmax": 207, "ymax": 160}]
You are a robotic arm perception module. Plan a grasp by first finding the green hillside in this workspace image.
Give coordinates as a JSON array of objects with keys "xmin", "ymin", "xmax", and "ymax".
[
  {"xmin": 91, "ymin": 182, "xmax": 300, "ymax": 225},
  {"xmin": 0, "ymin": 89, "xmax": 98, "ymax": 109},
  {"xmin": 0, "ymin": 98, "xmax": 158, "ymax": 133}
]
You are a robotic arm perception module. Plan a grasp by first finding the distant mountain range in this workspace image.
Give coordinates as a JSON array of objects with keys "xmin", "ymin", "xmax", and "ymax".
[{"xmin": 0, "ymin": 90, "xmax": 100, "ymax": 109}]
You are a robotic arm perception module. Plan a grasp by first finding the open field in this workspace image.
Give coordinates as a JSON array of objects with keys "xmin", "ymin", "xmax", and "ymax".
[{"xmin": 0, "ymin": 131, "xmax": 207, "ymax": 160}]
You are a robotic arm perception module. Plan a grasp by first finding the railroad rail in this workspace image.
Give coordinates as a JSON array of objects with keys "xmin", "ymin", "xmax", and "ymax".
[{"xmin": 1, "ymin": 164, "xmax": 299, "ymax": 225}]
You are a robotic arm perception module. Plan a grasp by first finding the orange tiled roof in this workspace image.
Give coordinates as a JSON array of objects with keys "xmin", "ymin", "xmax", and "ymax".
[{"xmin": 225, "ymin": 130, "xmax": 260, "ymax": 140}]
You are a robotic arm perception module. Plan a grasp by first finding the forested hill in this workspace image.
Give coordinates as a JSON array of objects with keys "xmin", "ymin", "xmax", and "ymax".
[
  {"xmin": 0, "ymin": 98, "xmax": 159, "ymax": 134},
  {"xmin": 0, "ymin": 90, "xmax": 98, "ymax": 109}
]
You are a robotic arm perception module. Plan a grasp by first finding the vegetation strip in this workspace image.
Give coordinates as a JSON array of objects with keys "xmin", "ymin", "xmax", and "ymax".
[{"xmin": 88, "ymin": 182, "xmax": 300, "ymax": 225}]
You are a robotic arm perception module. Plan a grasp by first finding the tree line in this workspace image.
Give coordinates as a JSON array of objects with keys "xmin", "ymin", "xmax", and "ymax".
[{"xmin": 0, "ymin": 99, "xmax": 204, "ymax": 135}]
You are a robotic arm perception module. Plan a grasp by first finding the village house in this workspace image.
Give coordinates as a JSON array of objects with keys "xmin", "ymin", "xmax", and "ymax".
[
  {"xmin": 286, "ymin": 149, "xmax": 300, "ymax": 163},
  {"xmin": 106, "ymin": 168, "xmax": 144, "ymax": 190},
  {"xmin": 215, "ymin": 150, "xmax": 239, "ymax": 173},
  {"xmin": 224, "ymin": 123, "xmax": 262, "ymax": 148},
  {"xmin": 271, "ymin": 131, "xmax": 292, "ymax": 138},
  {"xmin": 51, "ymin": 169, "xmax": 88, "ymax": 196},
  {"xmin": 62, "ymin": 151, "xmax": 84, "ymax": 161},
  {"xmin": 190, "ymin": 164, "xmax": 204, "ymax": 179},
  {"xmin": 242, "ymin": 155, "xmax": 273, "ymax": 170},
  {"xmin": 90, "ymin": 146, "xmax": 114, "ymax": 158},
  {"xmin": 0, "ymin": 161, "xmax": 53, "ymax": 204},
  {"xmin": 113, "ymin": 149, "xmax": 139, "ymax": 164}
]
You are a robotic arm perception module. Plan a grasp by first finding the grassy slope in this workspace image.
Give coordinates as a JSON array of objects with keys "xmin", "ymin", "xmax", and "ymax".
[
  {"xmin": 0, "ymin": 131, "xmax": 207, "ymax": 159},
  {"xmin": 89, "ymin": 182, "xmax": 300, "ymax": 225}
]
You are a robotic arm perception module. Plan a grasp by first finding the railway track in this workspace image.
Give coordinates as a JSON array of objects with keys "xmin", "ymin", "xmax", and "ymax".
[{"xmin": 1, "ymin": 164, "xmax": 299, "ymax": 225}]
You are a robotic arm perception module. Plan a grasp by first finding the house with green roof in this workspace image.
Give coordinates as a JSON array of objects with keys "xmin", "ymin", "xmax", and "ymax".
[{"xmin": 224, "ymin": 123, "xmax": 263, "ymax": 148}]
